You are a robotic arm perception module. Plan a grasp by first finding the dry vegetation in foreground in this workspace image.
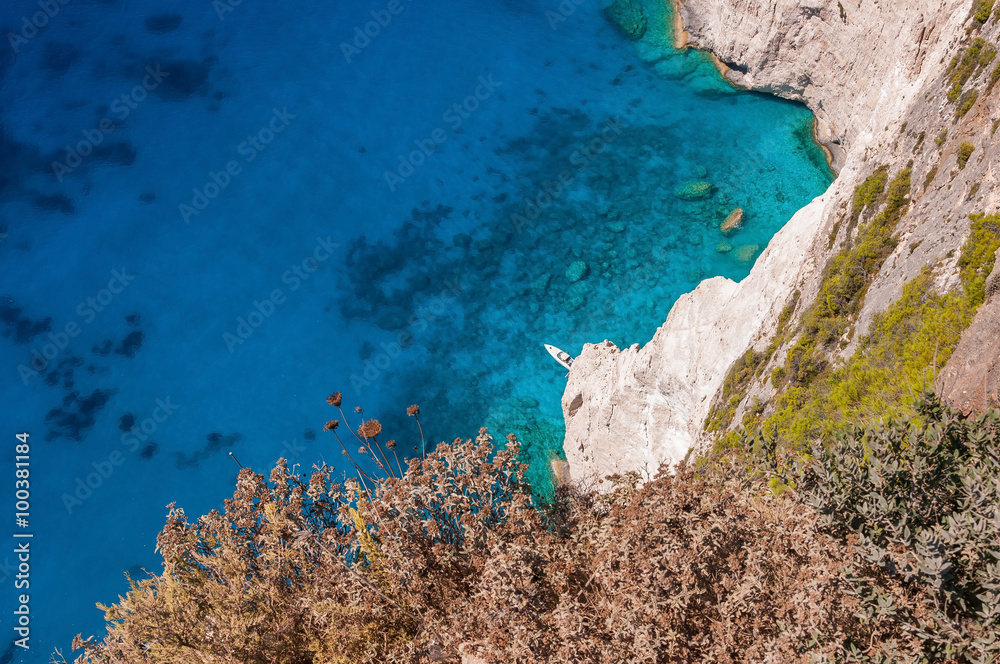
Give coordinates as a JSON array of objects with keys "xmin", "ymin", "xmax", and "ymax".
[{"xmin": 58, "ymin": 393, "xmax": 1000, "ymax": 663}]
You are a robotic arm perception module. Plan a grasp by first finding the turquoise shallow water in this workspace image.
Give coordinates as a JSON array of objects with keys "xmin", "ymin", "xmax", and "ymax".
[{"xmin": 0, "ymin": 0, "xmax": 831, "ymax": 658}]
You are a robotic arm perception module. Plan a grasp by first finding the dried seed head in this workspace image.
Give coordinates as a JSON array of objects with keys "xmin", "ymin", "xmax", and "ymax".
[
  {"xmin": 407, "ymin": 404, "xmax": 420, "ymax": 417},
  {"xmin": 358, "ymin": 419, "xmax": 383, "ymax": 439},
  {"xmin": 326, "ymin": 392, "xmax": 342, "ymax": 407},
  {"xmin": 324, "ymin": 420, "xmax": 339, "ymax": 432}
]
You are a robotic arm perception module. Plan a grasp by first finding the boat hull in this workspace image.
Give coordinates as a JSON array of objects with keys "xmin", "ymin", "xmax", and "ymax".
[{"xmin": 544, "ymin": 343, "xmax": 573, "ymax": 371}]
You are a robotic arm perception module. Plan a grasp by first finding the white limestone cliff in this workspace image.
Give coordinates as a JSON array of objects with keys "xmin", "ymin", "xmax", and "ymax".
[{"xmin": 562, "ymin": 0, "xmax": 978, "ymax": 488}]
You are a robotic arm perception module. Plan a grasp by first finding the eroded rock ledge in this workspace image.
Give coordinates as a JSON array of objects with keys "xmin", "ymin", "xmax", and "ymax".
[{"xmin": 562, "ymin": 0, "xmax": 981, "ymax": 488}]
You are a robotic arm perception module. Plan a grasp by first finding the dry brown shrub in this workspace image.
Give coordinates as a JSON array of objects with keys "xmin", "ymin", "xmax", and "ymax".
[{"xmin": 64, "ymin": 423, "xmax": 925, "ymax": 664}]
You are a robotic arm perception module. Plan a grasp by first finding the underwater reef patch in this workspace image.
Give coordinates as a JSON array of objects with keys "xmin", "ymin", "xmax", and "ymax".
[
  {"xmin": 174, "ymin": 431, "xmax": 243, "ymax": 469},
  {"xmin": 0, "ymin": 297, "xmax": 53, "ymax": 344},
  {"xmin": 45, "ymin": 388, "xmax": 115, "ymax": 441},
  {"xmin": 114, "ymin": 330, "xmax": 145, "ymax": 358},
  {"xmin": 603, "ymin": 0, "xmax": 648, "ymax": 41}
]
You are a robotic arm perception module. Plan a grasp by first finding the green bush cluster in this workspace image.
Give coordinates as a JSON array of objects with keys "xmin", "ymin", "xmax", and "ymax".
[
  {"xmin": 705, "ymin": 292, "xmax": 800, "ymax": 445},
  {"xmin": 742, "ymin": 209, "xmax": 998, "ymax": 450},
  {"xmin": 848, "ymin": 164, "xmax": 889, "ymax": 231},
  {"xmin": 782, "ymin": 165, "xmax": 912, "ymax": 387},
  {"xmin": 973, "ymin": 0, "xmax": 996, "ymax": 24},
  {"xmin": 758, "ymin": 269, "xmax": 973, "ymax": 446},
  {"xmin": 956, "ymin": 89, "xmax": 979, "ymax": 119},
  {"xmin": 923, "ymin": 165, "xmax": 939, "ymax": 191},
  {"xmin": 958, "ymin": 141, "xmax": 975, "ymax": 169},
  {"xmin": 959, "ymin": 213, "xmax": 1000, "ymax": 306},
  {"xmin": 703, "ymin": 348, "xmax": 765, "ymax": 435},
  {"xmin": 991, "ymin": 61, "xmax": 1000, "ymax": 92},
  {"xmin": 947, "ymin": 38, "xmax": 996, "ymax": 102}
]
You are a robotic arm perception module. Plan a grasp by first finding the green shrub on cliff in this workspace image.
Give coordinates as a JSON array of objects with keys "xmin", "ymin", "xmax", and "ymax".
[
  {"xmin": 947, "ymin": 38, "xmax": 993, "ymax": 102},
  {"xmin": 762, "ymin": 269, "xmax": 973, "ymax": 443},
  {"xmin": 959, "ymin": 212, "xmax": 1000, "ymax": 306},
  {"xmin": 706, "ymin": 294, "xmax": 800, "ymax": 438},
  {"xmin": 972, "ymin": 0, "xmax": 996, "ymax": 24},
  {"xmin": 956, "ymin": 89, "xmax": 979, "ymax": 119},
  {"xmin": 743, "ymin": 208, "xmax": 998, "ymax": 450},
  {"xmin": 958, "ymin": 141, "xmax": 975, "ymax": 168},
  {"xmin": 848, "ymin": 164, "xmax": 889, "ymax": 230},
  {"xmin": 780, "ymin": 165, "xmax": 912, "ymax": 387},
  {"xmin": 704, "ymin": 348, "xmax": 766, "ymax": 434}
]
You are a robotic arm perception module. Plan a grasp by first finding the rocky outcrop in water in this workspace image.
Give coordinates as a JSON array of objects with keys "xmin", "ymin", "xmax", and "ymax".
[
  {"xmin": 563, "ymin": 0, "xmax": 998, "ymax": 487},
  {"xmin": 720, "ymin": 208, "xmax": 743, "ymax": 235}
]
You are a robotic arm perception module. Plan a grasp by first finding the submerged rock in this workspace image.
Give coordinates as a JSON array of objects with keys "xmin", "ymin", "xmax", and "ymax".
[
  {"xmin": 603, "ymin": 0, "xmax": 647, "ymax": 41},
  {"xmin": 720, "ymin": 207, "xmax": 744, "ymax": 235},
  {"xmin": 716, "ymin": 242, "xmax": 733, "ymax": 253},
  {"xmin": 608, "ymin": 221, "xmax": 626, "ymax": 233},
  {"xmin": 375, "ymin": 308, "xmax": 408, "ymax": 331},
  {"xmin": 734, "ymin": 244, "xmax": 761, "ymax": 264},
  {"xmin": 674, "ymin": 180, "xmax": 715, "ymax": 201},
  {"xmin": 568, "ymin": 280, "xmax": 594, "ymax": 300},
  {"xmin": 517, "ymin": 395, "xmax": 540, "ymax": 409},
  {"xmin": 564, "ymin": 295, "xmax": 586, "ymax": 313},
  {"xmin": 566, "ymin": 260, "xmax": 590, "ymax": 283}
]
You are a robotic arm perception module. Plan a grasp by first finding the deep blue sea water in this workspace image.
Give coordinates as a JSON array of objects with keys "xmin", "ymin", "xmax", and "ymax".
[{"xmin": 0, "ymin": 0, "xmax": 831, "ymax": 659}]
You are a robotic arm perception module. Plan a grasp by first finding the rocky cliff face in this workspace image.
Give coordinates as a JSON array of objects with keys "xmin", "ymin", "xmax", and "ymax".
[
  {"xmin": 562, "ymin": 0, "xmax": 998, "ymax": 487},
  {"xmin": 677, "ymin": 0, "xmax": 966, "ymax": 170},
  {"xmin": 938, "ymin": 247, "xmax": 1000, "ymax": 414}
]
